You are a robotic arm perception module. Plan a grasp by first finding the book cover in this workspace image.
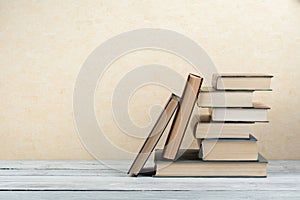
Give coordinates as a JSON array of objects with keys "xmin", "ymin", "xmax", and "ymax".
[
  {"xmin": 199, "ymin": 134, "xmax": 258, "ymax": 161},
  {"xmin": 212, "ymin": 73, "xmax": 273, "ymax": 90},
  {"xmin": 155, "ymin": 149, "xmax": 267, "ymax": 177},
  {"xmin": 128, "ymin": 94, "xmax": 180, "ymax": 176},
  {"xmin": 211, "ymin": 102, "xmax": 270, "ymax": 122},
  {"xmin": 198, "ymin": 87, "xmax": 254, "ymax": 107},
  {"xmin": 194, "ymin": 115, "xmax": 254, "ymax": 139},
  {"xmin": 162, "ymin": 74, "xmax": 203, "ymax": 160}
]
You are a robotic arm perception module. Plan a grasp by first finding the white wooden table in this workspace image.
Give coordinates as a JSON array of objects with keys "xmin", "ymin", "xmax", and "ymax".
[{"xmin": 0, "ymin": 160, "xmax": 299, "ymax": 199}]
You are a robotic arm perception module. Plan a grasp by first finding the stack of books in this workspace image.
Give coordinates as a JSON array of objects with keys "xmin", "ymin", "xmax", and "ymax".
[{"xmin": 128, "ymin": 73, "xmax": 272, "ymax": 177}]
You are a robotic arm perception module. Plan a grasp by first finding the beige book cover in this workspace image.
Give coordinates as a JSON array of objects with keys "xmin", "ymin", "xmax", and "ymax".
[
  {"xmin": 163, "ymin": 74, "xmax": 203, "ymax": 160},
  {"xmin": 128, "ymin": 94, "xmax": 180, "ymax": 176}
]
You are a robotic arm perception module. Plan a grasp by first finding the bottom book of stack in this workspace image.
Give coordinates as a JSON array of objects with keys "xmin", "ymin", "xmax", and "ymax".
[{"xmin": 154, "ymin": 149, "xmax": 267, "ymax": 177}]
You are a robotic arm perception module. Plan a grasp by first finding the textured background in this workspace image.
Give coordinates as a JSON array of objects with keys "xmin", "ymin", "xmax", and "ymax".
[{"xmin": 0, "ymin": 0, "xmax": 299, "ymax": 160}]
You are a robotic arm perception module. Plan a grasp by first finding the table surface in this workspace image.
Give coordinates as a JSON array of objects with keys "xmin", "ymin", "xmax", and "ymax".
[{"xmin": 0, "ymin": 160, "xmax": 299, "ymax": 199}]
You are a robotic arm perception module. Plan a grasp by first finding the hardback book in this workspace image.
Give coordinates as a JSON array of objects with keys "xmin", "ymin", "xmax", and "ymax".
[
  {"xmin": 194, "ymin": 115, "xmax": 254, "ymax": 139},
  {"xmin": 128, "ymin": 94, "xmax": 180, "ymax": 176},
  {"xmin": 212, "ymin": 73, "xmax": 273, "ymax": 90},
  {"xmin": 163, "ymin": 74, "xmax": 203, "ymax": 160},
  {"xmin": 211, "ymin": 102, "xmax": 270, "ymax": 122},
  {"xmin": 198, "ymin": 87, "xmax": 253, "ymax": 107},
  {"xmin": 155, "ymin": 149, "xmax": 267, "ymax": 177},
  {"xmin": 199, "ymin": 134, "xmax": 258, "ymax": 161}
]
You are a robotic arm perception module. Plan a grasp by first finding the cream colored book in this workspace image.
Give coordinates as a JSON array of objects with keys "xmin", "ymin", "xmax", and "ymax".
[
  {"xmin": 128, "ymin": 94, "xmax": 180, "ymax": 176},
  {"xmin": 194, "ymin": 115, "xmax": 254, "ymax": 139},
  {"xmin": 198, "ymin": 87, "xmax": 253, "ymax": 107},
  {"xmin": 199, "ymin": 135, "xmax": 258, "ymax": 161},
  {"xmin": 211, "ymin": 103, "xmax": 270, "ymax": 122},
  {"xmin": 212, "ymin": 73, "xmax": 273, "ymax": 90},
  {"xmin": 163, "ymin": 74, "xmax": 203, "ymax": 160},
  {"xmin": 155, "ymin": 149, "xmax": 267, "ymax": 177}
]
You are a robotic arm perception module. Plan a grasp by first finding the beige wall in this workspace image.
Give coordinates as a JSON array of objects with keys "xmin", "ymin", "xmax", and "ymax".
[{"xmin": 0, "ymin": 0, "xmax": 299, "ymax": 160}]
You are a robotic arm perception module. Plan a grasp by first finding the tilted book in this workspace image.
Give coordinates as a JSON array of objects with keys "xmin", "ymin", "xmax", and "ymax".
[
  {"xmin": 128, "ymin": 94, "xmax": 180, "ymax": 176},
  {"xmin": 163, "ymin": 74, "xmax": 203, "ymax": 160}
]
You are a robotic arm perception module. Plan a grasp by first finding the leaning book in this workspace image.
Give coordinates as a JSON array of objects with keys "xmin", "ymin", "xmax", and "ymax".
[
  {"xmin": 163, "ymin": 74, "xmax": 203, "ymax": 160},
  {"xmin": 128, "ymin": 94, "xmax": 180, "ymax": 176}
]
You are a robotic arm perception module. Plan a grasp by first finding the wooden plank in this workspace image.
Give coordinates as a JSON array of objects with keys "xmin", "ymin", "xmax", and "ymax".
[
  {"xmin": 0, "ymin": 191, "xmax": 299, "ymax": 200},
  {"xmin": 0, "ymin": 160, "xmax": 298, "ymax": 173},
  {"xmin": 0, "ymin": 170, "xmax": 299, "ymax": 178},
  {"xmin": 0, "ymin": 169, "xmax": 126, "ymax": 177},
  {"xmin": 0, "ymin": 160, "xmax": 133, "ymax": 170},
  {"xmin": 0, "ymin": 160, "xmax": 298, "ymax": 170},
  {"xmin": 0, "ymin": 174, "xmax": 299, "ymax": 191},
  {"xmin": 0, "ymin": 160, "xmax": 298, "ymax": 193}
]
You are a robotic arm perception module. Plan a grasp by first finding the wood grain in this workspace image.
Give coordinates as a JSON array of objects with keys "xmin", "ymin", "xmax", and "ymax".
[{"xmin": 0, "ymin": 160, "xmax": 298, "ymax": 199}]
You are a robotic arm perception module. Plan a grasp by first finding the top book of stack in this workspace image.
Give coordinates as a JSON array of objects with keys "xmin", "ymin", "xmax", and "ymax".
[{"xmin": 212, "ymin": 73, "xmax": 273, "ymax": 91}]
